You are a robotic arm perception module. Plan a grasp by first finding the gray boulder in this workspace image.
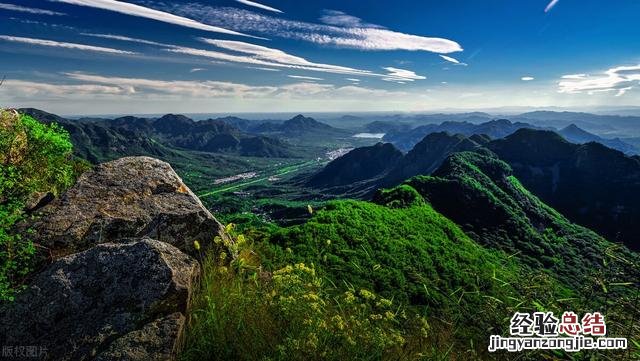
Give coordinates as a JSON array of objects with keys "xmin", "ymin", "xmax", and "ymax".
[
  {"xmin": 29, "ymin": 156, "xmax": 228, "ymax": 254},
  {"xmin": 0, "ymin": 239, "xmax": 198, "ymax": 361}
]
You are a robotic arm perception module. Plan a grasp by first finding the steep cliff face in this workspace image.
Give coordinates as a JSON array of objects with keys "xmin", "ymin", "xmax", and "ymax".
[{"xmin": 2, "ymin": 156, "xmax": 229, "ymax": 361}]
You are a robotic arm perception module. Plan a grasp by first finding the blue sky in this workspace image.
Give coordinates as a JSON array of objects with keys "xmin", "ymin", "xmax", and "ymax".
[{"xmin": 1, "ymin": 0, "xmax": 639, "ymax": 115}]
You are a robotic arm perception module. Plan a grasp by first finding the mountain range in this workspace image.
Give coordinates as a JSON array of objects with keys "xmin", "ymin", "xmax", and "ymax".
[
  {"xmin": 489, "ymin": 128, "xmax": 640, "ymax": 250},
  {"xmin": 311, "ymin": 128, "xmax": 640, "ymax": 250},
  {"xmin": 381, "ymin": 118, "xmax": 639, "ymax": 154},
  {"xmin": 217, "ymin": 114, "xmax": 351, "ymax": 141},
  {"xmin": 375, "ymin": 149, "xmax": 638, "ymax": 287},
  {"xmin": 21, "ymin": 109, "xmax": 295, "ymax": 163}
]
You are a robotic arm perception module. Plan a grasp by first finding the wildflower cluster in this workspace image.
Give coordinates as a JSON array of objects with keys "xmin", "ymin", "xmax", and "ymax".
[{"xmin": 265, "ymin": 263, "xmax": 426, "ymax": 360}]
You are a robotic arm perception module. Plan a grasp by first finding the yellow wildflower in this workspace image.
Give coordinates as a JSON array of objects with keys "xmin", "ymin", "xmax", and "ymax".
[{"xmin": 359, "ymin": 289, "xmax": 376, "ymax": 300}]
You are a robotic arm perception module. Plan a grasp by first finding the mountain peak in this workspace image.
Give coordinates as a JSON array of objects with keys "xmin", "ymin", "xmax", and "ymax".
[
  {"xmin": 156, "ymin": 114, "xmax": 193, "ymax": 123},
  {"xmin": 283, "ymin": 114, "xmax": 333, "ymax": 131}
]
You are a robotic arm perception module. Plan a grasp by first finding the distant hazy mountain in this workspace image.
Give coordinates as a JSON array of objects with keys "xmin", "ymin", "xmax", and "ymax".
[
  {"xmin": 512, "ymin": 111, "xmax": 640, "ymax": 137},
  {"xmin": 558, "ymin": 124, "xmax": 638, "ymax": 154},
  {"xmin": 384, "ymin": 119, "xmax": 539, "ymax": 151},
  {"xmin": 308, "ymin": 142, "xmax": 402, "ymax": 188},
  {"xmin": 21, "ymin": 108, "xmax": 181, "ymax": 163},
  {"xmin": 21, "ymin": 109, "xmax": 294, "ymax": 161},
  {"xmin": 382, "ymin": 117, "xmax": 638, "ymax": 155},
  {"xmin": 488, "ymin": 128, "xmax": 640, "ymax": 250},
  {"xmin": 362, "ymin": 121, "xmax": 413, "ymax": 134},
  {"xmin": 250, "ymin": 114, "xmax": 352, "ymax": 138}
]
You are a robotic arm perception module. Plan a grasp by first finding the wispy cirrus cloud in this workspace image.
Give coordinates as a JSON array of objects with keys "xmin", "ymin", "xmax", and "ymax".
[
  {"xmin": 383, "ymin": 67, "xmax": 426, "ymax": 82},
  {"xmin": 0, "ymin": 2, "xmax": 65, "ymax": 16},
  {"xmin": 165, "ymin": 38, "xmax": 426, "ymax": 81},
  {"xmin": 0, "ymin": 35, "xmax": 135, "ymax": 54},
  {"xmin": 197, "ymin": 38, "xmax": 370, "ymax": 74},
  {"xmin": 561, "ymin": 74, "xmax": 587, "ymax": 79},
  {"xmin": 439, "ymin": 54, "xmax": 467, "ymax": 66},
  {"xmin": 521, "ymin": 76, "xmax": 535, "ymax": 81},
  {"xmin": 4, "ymin": 72, "xmax": 413, "ymax": 103},
  {"xmin": 236, "ymin": 0, "xmax": 282, "ymax": 14},
  {"xmin": 48, "ymin": 0, "xmax": 258, "ymax": 38},
  {"xmin": 248, "ymin": 66, "xmax": 281, "ymax": 72},
  {"xmin": 152, "ymin": 4, "xmax": 462, "ymax": 53},
  {"xmin": 64, "ymin": 72, "xmax": 279, "ymax": 97},
  {"xmin": 287, "ymin": 75, "xmax": 323, "ymax": 81},
  {"xmin": 3, "ymin": 79, "xmax": 129, "ymax": 98},
  {"xmin": 80, "ymin": 32, "xmax": 168, "ymax": 47},
  {"xmin": 544, "ymin": 0, "xmax": 560, "ymax": 13},
  {"xmin": 558, "ymin": 64, "xmax": 640, "ymax": 96},
  {"xmin": 319, "ymin": 10, "xmax": 383, "ymax": 28}
]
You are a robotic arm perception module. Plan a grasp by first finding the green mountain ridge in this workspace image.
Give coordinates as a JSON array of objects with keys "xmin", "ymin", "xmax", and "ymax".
[
  {"xmin": 489, "ymin": 128, "xmax": 640, "ymax": 250},
  {"xmin": 386, "ymin": 150, "xmax": 638, "ymax": 288}
]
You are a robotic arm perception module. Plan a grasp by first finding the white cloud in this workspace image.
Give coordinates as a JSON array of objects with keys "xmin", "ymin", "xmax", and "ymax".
[
  {"xmin": 166, "ymin": 43, "xmax": 371, "ymax": 76},
  {"xmin": 49, "ymin": 0, "xmax": 257, "ymax": 38},
  {"xmin": 558, "ymin": 64, "xmax": 640, "ymax": 96},
  {"xmin": 561, "ymin": 73, "xmax": 587, "ymax": 79},
  {"xmin": 167, "ymin": 39, "xmax": 426, "ymax": 82},
  {"xmin": 288, "ymin": 75, "xmax": 324, "ymax": 81},
  {"xmin": 248, "ymin": 66, "xmax": 281, "ymax": 71},
  {"xmin": 198, "ymin": 38, "xmax": 371, "ymax": 75},
  {"xmin": 521, "ymin": 76, "xmax": 535, "ymax": 81},
  {"xmin": 155, "ymin": 5, "xmax": 462, "ymax": 53},
  {"xmin": 319, "ymin": 10, "xmax": 383, "ymax": 28},
  {"xmin": 346, "ymin": 78, "xmax": 360, "ymax": 82},
  {"xmin": 4, "ymin": 73, "xmax": 414, "ymax": 105},
  {"xmin": 0, "ymin": 35, "xmax": 135, "ymax": 54},
  {"xmin": 235, "ymin": 0, "xmax": 282, "ymax": 14},
  {"xmin": 63, "ymin": 72, "xmax": 279, "ymax": 97},
  {"xmin": 81, "ymin": 32, "xmax": 168, "ymax": 46},
  {"xmin": 383, "ymin": 67, "xmax": 426, "ymax": 82},
  {"xmin": 3, "ymin": 80, "xmax": 132, "ymax": 98},
  {"xmin": 277, "ymin": 82, "xmax": 334, "ymax": 96},
  {"xmin": 0, "ymin": 3, "xmax": 65, "ymax": 15},
  {"xmin": 545, "ymin": 0, "xmax": 560, "ymax": 13},
  {"xmin": 299, "ymin": 27, "xmax": 462, "ymax": 53},
  {"xmin": 190, "ymin": 68, "xmax": 205, "ymax": 73},
  {"xmin": 439, "ymin": 54, "xmax": 467, "ymax": 66}
]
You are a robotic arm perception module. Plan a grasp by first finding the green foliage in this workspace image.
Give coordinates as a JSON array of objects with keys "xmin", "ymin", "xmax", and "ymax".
[
  {"xmin": 373, "ymin": 184, "xmax": 425, "ymax": 208},
  {"xmin": 398, "ymin": 151, "xmax": 639, "ymax": 290},
  {"xmin": 181, "ymin": 231, "xmax": 429, "ymax": 361},
  {"xmin": 0, "ymin": 110, "xmax": 83, "ymax": 301},
  {"xmin": 263, "ymin": 200, "xmax": 571, "ymax": 356}
]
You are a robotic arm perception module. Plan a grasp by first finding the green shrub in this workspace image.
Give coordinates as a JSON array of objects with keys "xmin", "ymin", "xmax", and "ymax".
[{"xmin": 0, "ymin": 109, "xmax": 84, "ymax": 301}]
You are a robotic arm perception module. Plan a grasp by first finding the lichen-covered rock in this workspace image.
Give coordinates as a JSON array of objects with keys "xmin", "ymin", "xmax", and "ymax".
[
  {"xmin": 29, "ymin": 156, "xmax": 227, "ymax": 254},
  {"xmin": 94, "ymin": 313, "xmax": 185, "ymax": 361},
  {"xmin": 0, "ymin": 239, "xmax": 198, "ymax": 361}
]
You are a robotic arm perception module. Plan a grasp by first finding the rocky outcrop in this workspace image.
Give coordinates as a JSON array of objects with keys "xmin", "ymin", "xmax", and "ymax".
[
  {"xmin": 0, "ymin": 239, "xmax": 198, "ymax": 361},
  {"xmin": 94, "ymin": 313, "xmax": 185, "ymax": 361},
  {"xmin": 29, "ymin": 156, "xmax": 228, "ymax": 255}
]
